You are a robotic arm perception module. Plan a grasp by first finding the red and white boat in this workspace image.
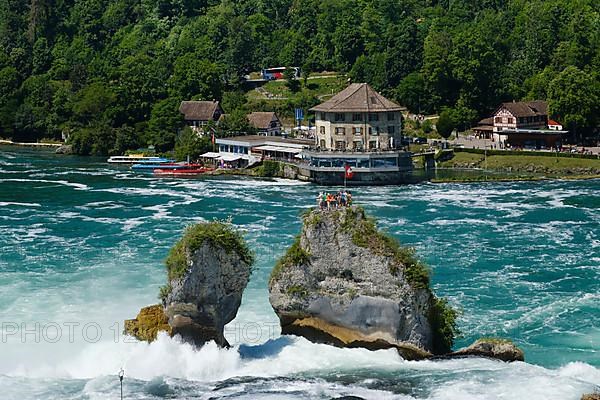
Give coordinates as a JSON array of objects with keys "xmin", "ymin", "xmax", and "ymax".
[{"xmin": 153, "ymin": 165, "xmax": 214, "ymax": 176}]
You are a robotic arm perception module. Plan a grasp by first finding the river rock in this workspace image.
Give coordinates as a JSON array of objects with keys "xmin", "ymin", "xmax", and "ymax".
[
  {"xmin": 124, "ymin": 304, "xmax": 171, "ymax": 342},
  {"xmin": 54, "ymin": 144, "xmax": 73, "ymax": 154},
  {"xmin": 268, "ymin": 206, "xmax": 458, "ymax": 360},
  {"xmin": 125, "ymin": 221, "xmax": 254, "ymax": 347},
  {"xmin": 581, "ymin": 394, "xmax": 600, "ymax": 400},
  {"xmin": 449, "ymin": 338, "xmax": 525, "ymax": 362}
]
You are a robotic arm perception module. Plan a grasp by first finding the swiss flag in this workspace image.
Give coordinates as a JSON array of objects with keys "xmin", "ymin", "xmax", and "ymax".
[{"xmin": 345, "ymin": 164, "xmax": 354, "ymax": 179}]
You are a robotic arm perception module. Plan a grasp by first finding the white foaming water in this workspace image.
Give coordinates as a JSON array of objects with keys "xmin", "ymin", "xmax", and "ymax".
[
  {"xmin": 3, "ymin": 333, "xmax": 598, "ymax": 400},
  {"xmin": 0, "ymin": 178, "xmax": 89, "ymax": 190},
  {"xmin": 0, "ymin": 202, "xmax": 41, "ymax": 207}
]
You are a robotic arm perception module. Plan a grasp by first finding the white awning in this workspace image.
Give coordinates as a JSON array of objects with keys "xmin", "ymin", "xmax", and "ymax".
[
  {"xmin": 253, "ymin": 145, "xmax": 279, "ymax": 151},
  {"xmin": 254, "ymin": 145, "xmax": 302, "ymax": 154},
  {"xmin": 200, "ymin": 152, "xmax": 220, "ymax": 158},
  {"xmin": 218, "ymin": 154, "xmax": 242, "ymax": 162}
]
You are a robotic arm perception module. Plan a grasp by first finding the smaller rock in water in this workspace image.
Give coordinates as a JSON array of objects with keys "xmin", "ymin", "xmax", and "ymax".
[
  {"xmin": 450, "ymin": 338, "xmax": 525, "ymax": 362},
  {"xmin": 54, "ymin": 144, "xmax": 73, "ymax": 154},
  {"xmin": 124, "ymin": 304, "xmax": 172, "ymax": 342},
  {"xmin": 125, "ymin": 221, "xmax": 254, "ymax": 348}
]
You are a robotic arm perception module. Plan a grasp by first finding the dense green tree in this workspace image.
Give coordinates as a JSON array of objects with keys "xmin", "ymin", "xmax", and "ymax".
[
  {"xmin": 146, "ymin": 97, "xmax": 184, "ymax": 151},
  {"xmin": 221, "ymin": 91, "xmax": 248, "ymax": 113},
  {"xmin": 174, "ymin": 127, "xmax": 211, "ymax": 161},
  {"xmin": 169, "ymin": 54, "xmax": 223, "ymax": 100},
  {"xmin": 284, "ymin": 67, "xmax": 300, "ymax": 93},
  {"xmin": 436, "ymin": 110, "xmax": 456, "ymax": 139},
  {"xmin": 422, "ymin": 29, "xmax": 458, "ymax": 110},
  {"xmin": 72, "ymin": 82, "xmax": 117, "ymax": 126},
  {"xmin": 547, "ymin": 66, "xmax": 600, "ymax": 142},
  {"xmin": 218, "ymin": 109, "xmax": 255, "ymax": 136},
  {"xmin": 395, "ymin": 72, "xmax": 428, "ymax": 114}
]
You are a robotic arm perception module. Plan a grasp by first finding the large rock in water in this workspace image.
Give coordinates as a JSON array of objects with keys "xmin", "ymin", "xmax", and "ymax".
[
  {"xmin": 125, "ymin": 221, "xmax": 254, "ymax": 347},
  {"xmin": 268, "ymin": 207, "xmax": 458, "ymax": 360}
]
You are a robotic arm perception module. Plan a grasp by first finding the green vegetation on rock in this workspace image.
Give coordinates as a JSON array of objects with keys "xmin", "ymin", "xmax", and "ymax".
[
  {"xmin": 286, "ymin": 285, "xmax": 309, "ymax": 298},
  {"xmin": 341, "ymin": 207, "xmax": 430, "ymax": 289},
  {"xmin": 270, "ymin": 236, "xmax": 311, "ymax": 285},
  {"xmin": 303, "ymin": 210, "xmax": 323, "ymax": 227},
  {"xmin": 165, "ymin": 221, "xmax": 254, "ymax": 282},
  {"xmin": 477, "ymin": 337, "xmax": 515, "ymax": 345},
  {"xmin": 257, "ymin": 160, "xmax": 281, "ymax": 177},
  {"xmin": 428, "ymin": 297, "xmax": 460, "ymax": 354},
  {"xmin": 158, "ymin": 282, "xmax": 172, "ymax": 303}
]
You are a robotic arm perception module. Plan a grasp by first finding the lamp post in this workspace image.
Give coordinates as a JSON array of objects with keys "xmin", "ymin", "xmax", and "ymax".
[{"xmin": 118, "ymin": 368, "xmax": 124, "ymax": 400}]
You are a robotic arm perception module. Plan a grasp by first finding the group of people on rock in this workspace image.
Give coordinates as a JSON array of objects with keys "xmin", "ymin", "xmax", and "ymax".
[{"xmin": 317, "ymin": 191, "xmax": 353, "ymax": 210}]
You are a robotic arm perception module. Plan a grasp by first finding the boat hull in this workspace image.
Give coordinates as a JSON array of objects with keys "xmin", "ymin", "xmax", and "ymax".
[{"xmin": 154, "ymin": 167, "xmax": 214, "ymax": 176}]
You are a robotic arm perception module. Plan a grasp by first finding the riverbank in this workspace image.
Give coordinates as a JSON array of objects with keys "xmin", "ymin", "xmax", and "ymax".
[
  {"xmin": 208, "ymin": 160, "xmax": 600, "ymax": 185},
  {"xmin": 3, "ymin": 144, "xmax": 599, "ymax": 184},
  {"xmin": 0, "ymin": 139, "xmax": 62, "ymax": 148},
  {"xmin": 431, "ymin": 150, "xmax": 600, "ymax": 183}
]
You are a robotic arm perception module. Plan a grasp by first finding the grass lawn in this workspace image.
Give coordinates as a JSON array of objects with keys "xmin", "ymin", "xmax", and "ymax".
[
  {"xmin": 247, "ymin": 76, "xmax": 347, "ymax": 101},
  {"xmin": 485, "ymin": 154, "xmax": 600, "ymax": 172},
  {"xmin": 438, "ymin": 152, "xmax": 484, "ymax": 168},
  {"xmin": 439, "ymin": 152, "xmax": 600, "ymax": 175}
]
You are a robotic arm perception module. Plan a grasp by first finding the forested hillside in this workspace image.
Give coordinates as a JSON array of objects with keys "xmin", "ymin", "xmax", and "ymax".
[{"xmin": 0, "ymin": 0, "xmax": 598, "ymax": 154}]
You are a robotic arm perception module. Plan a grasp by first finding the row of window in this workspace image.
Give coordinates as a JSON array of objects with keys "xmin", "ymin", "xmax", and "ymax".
[
  {"xmin": 323, "ymin": 126, "xmax": 396, "ymax": 135},
  {"xmin": 310, "ymin": 157, "xmax": 398, "ymax": 168},
  {"xmin": 333, "ymin": 140, "xmax": 384, "ymax": 151},
  {"xmin": 327, "ymin": 112, "xmax": 397, "ymax": 122},
  {"xmin": 518, "ymin": 116, "xmax": 546, "ymax": 124},
  {"xmin": 219, "ymin": 144, "xmax": 249, "ymax": 154},
  {"xmin": 494, "ymin": 115, "xmax": 546, "ymax": 125}
]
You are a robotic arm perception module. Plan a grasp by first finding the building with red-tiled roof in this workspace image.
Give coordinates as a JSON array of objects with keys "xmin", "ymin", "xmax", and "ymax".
[
  {"xmin": 547, "ymin": 119, "xmax": 563, "ymax": 131},
  {"xmin": 490, "ymin": 100, "xmax": 566, "ymax": 149}
]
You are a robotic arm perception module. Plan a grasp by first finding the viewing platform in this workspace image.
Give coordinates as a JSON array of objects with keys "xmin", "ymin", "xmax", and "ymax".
[{"xmin": 300, "ymin": 149, "xmax": 415, "ymax": 185}]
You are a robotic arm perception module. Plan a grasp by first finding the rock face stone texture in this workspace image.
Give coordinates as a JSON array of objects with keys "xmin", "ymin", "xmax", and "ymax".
[
  {"xmin": 450, "ymin": 339, "xmax": 525, "ymax": 362},
  {"xmin": 163, "ymin": 241, "xmax": 252, "ymax": 347},
  {"xmin": 581, "ymin": 394, "xmax": 600, "ymax": 400},
  {"xmin": 269, "ymin": 207, "xmax": 442, "ymax": 359},
  {"xmin": 124, "ymin": 304, "xmax": 172, "ymax": 342},
  {"xmin": 125, "ymin": 222, "xmax": 253, "ymax": 347}
]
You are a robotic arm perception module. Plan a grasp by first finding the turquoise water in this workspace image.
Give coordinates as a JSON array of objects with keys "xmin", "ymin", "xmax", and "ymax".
[{"xmin": 0, "ymin": 146, "xmax": 598, "ymax": 399}]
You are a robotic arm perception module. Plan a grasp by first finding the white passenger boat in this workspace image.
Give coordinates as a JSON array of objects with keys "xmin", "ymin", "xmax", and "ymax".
[{"xmin": 107, "ymin": 155, "xmax": 174, "ymax": 164}]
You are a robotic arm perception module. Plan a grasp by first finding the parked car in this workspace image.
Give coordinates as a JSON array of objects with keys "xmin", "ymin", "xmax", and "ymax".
[{"xmin": 413, "ymin": 137, "xmax": 428, "ymax": 144}]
